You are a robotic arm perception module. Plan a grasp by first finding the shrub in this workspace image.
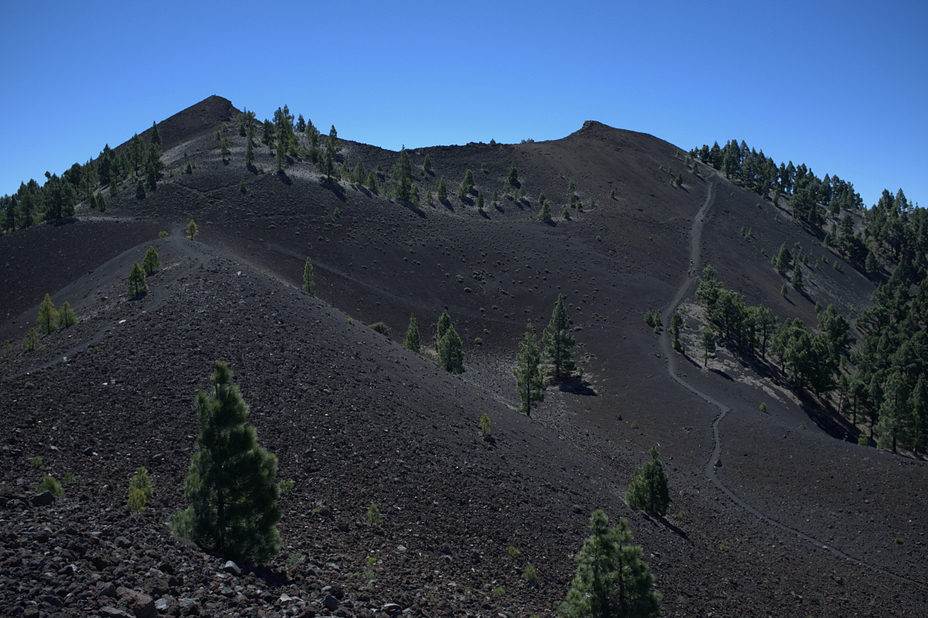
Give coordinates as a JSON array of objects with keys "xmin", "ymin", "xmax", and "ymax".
[
  {"xmin": 507, "ymin": 545, "xmax": 519, "ymax": 557},
  {"xmin": 522, "ymin": 563, "xmax": 538, "ymax": 583},
  {"xmin": 128, "ymin": 466, "xmax": 153, "ymax": 511},
  {"xmin": 159, "ymin": 230, "xmax": 169, "ymax": 239},
  {"xmin": 62, "ymin": 472, "xmax": 75, "ymax": 483},
  {"xmin": 278, "ymin": 479, "xmax": 294, "ymax": 495},
  {"xmin": 492, "ymin": 587, "xmax": 505, "ymax": 598},
  {"xmin": 39, "ymin": 476, "xmax": 62, "ymax": 497},
  {"xmin": 30, "ymin": 456, "xmax": 44, "ymax": 469},
  {"xmin": 370, "ymin": 322, "xmax": 391, "ymax": 336}
]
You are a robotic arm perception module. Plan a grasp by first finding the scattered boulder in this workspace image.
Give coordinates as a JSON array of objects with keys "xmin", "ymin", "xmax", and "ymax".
[
  {"xmin": 116, "ymin": 587, "xmax": 155, "ymax": 618},
  {"xmin": 222, "ymin": 560, "xmax": 242, "ymax": 576},
  {"xmin": 322, "ymin": 595, "xmax": 338, "ymax": 611},
  {"xmin": 30, "ymin": 491, "xmax": 55, "ymax": 506}
]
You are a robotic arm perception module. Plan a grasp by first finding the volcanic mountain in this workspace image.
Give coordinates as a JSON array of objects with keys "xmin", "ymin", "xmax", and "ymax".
[{"xmin": 1, "ymin": 95, "xmax": 925, "ymax": 617}]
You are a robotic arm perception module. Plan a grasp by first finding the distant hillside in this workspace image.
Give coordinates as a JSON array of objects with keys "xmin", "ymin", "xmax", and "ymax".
[{"xmin": 2, "ymin": 96, "xmax": 926, "ymax": 617}]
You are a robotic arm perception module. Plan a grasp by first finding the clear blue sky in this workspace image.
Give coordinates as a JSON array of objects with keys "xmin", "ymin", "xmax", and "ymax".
[{"xmin": 2, "ymin": 0, "xmax": 926, "ymax": 208}]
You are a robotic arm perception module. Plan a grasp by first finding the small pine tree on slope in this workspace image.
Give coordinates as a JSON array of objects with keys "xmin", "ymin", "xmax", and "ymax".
[
  {"xmin": 625, "ymin": 446, "xmax": 670, "ymax": 517},
  {"xmin": 403, "ymin": 314, "xmax": 420, "ymax": 353},
  {"xmin": 435, "ymin": 309, "xmax": 463, "ymax": 373},
  {"xmin": 513, "ymin": 321, "xmax": 544, "ymax": 416},
  {"xmin": 37, "ymin": 293, "xmax": 59, "ymax": 334},
  {"xmin": 559, "ymin": 510, "xmax": 662, "ymax": 618},
  {"xmin": 543, "ymin": 295, "xmax": 576, "ymax": 380},
  {"xmin": 127, "ymin": 262, "xmax": 148, "ymax": 298},
  {"xmin": 303, "ymin": 257, "xmax": 315, "ymax": 295},
  {"xmin": 142, "ymin": 246, "xmax": 160, "ymax": 275},
  {"xmin": 171, "ymin": 361, "xmax": 282, "ymax": 563}
]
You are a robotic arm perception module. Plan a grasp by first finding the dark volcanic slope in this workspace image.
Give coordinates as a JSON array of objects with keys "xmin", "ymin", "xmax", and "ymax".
[{"xmin": 2, "ymin": 98, "xmax": 926, "ymax": 617}]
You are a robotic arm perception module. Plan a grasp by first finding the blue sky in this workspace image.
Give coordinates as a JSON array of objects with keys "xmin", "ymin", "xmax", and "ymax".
[{"xmin": 2, "ymin": 0, "xmax": 925, "ymax": 208}]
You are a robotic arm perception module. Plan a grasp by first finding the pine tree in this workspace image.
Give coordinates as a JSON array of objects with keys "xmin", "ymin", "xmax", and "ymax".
[
  {"xmin": 538, "ymin": 199, "xmax": 552, "ymax": 222},
  {"xmin": 435, "ymin": 310, "xmax": 464, "ymax": 373},
  {"xmin": 559, "ymin": 510, "xmax": 662, "ymax": 618},
  {"xmin": 37, "ymin": 293, "xmax": 59, "ymax": 334},
  {"xmin": 865, "ymin": 249, "xmax": 879, "ymax": 275},
  {"xmin": 59, "ymin": 301, "xmax": 76, "ymax": 328},
  {"xmin": 437, "ymin": 175, "xmax": 448, "ymax": 201},
  {"xmin": 391, "ymin": 150, "xmax": 417, "ymax": 202},
  {"xmin": 302, "ymin": 257, "xmax": 315, "ymax": 295},
  {"xmin": 625, "ymin": 447, "xmax": 670, "ymax": 517},
  {"xmin": 142, "ymin": 246, "xmax": 160, "ymax": 275},
  {"xmin": 700, "ymin": 328, "xmax": 716, "ymax": 367},
  {"xmin": 543, "ymin": 295, "xmax": 576, "ymax": 380},
  {"xmin": 909, "ymin": 376, "xmax": 928, "ymax": 457},
  {"xmin": 507, "ymin": 164, "xmax": 518, "ymax": 186},
  {"xmin": 791, "ymin": 263, "xmax": 804, "ymax": 289},
  {"xmin": 435, "ymin": 309, "xmax": 451, "ymax": 344},
  {"xmin": 171, "ymin": 361, "xmax": 282, "ymax": 563},
  {"xmin": 186, "ymin": 219, "xmax": 199, "ymax": 240},
  {"xmin": 135, "ymin": 180, "xmax": 146, "ymax": 199},
  {"xmin": 671, "ymin": 312, "xmax": 683, "ymax": 351},
  {"xmin": 150, "ymin": 121, "xmax": 161, "ymax": 149},
  {"xmin": 513, "ymin": 321, "xmax": 545, "ymax": 416},
  {"xmin": 775, "ymin": 243, "xmax": 792, "ymax": 275},
  {"xmin": 459, "ymin": 169, "xmax": 475, "ymax": 196},
  {"xmin": 245, "ymin": 138, "xmax": 255, "ymax": 168},
  {"xmin": 22, "ymin": 328, "xmax": 39, "ymax": 351},
  {"xmin": 403, "ymin": 314, "xmax": 420, "ymax": 353},
  {"xmin": 423, "ymin": 153, "xmax": 432, "ymax": 173},
  {"xmin": 876, "ymin": 370, "xmax": 908, "ymax": 453},
  {"xmin": 127, "ymin": 262, "xmax": 148, "ymax": 298}
]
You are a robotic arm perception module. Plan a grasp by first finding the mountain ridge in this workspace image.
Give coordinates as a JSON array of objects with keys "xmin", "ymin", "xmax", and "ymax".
[{"xmin": 1, "ymin": 96, "xmax": 926, "ymax": 617}]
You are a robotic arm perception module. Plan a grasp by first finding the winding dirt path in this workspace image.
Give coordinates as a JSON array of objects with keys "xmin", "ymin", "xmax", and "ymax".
[{"xmin": 658, "ymin": 176, "xmax": 926, "ymax": 589}]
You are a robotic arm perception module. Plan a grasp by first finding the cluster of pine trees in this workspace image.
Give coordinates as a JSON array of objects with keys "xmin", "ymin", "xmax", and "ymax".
[
  {"xmin": 401, "ymin": 310, "xmax": 464, "ymax": 374},
  {"xmin": 696, "ymin": 265, "xmax": 852, "ymax": 396},
  {"xmin": 696, "ymin": 263, "xmax": 928, "ymax": 454},
  {"xmin": 847, "ymin": 262, "xmax": 928, "ymax": 454},
  {"xmin": 692, "ymin": 139, "xmax": 864, "ymax": 227},
  {"xmin": 1, "ymin": 123, "xmax": 163, "ymax": 232},
  {"xmin": 513, "ymin": 295, "xmax": 577, "ymax": 416}
]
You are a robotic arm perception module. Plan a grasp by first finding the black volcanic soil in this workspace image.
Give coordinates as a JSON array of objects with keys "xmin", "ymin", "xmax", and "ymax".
[{"xmin": 1, "ymin": 97, "xmax": 926, "ymax": 617}]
